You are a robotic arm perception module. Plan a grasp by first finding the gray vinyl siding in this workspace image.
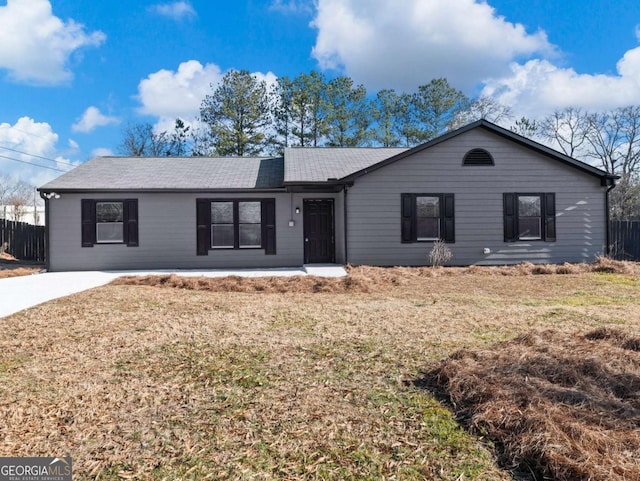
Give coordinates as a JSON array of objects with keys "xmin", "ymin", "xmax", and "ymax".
[
  {"xmin": 48, "ymin": 191, "xmax": 344, "ymax": 271},
  {"xmin": 347, "ymin": 128, "xmax": 607, "ymax": 266}
]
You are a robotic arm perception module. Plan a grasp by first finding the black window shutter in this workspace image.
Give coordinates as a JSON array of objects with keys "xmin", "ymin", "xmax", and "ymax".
[
  {"xmin": 401, "ymin": 194, "xmax": 414, "ymax": 243},
  {"xmin": 503, "ymin": 193, "xmax": 517, "ymax": 242},
  {"xmin": 442, "ymin": 194, "xmax": 455, "ymax": 243},
  {"xmin": 81, "ymin": 199, "xmax": 95, "ymax": 247},
  {"xmin": 196, "ymin": 199, "xmax": 211, "ymax": 255},
  {"xmin": 544, "ymin": 193, "xmax": 556, "ymax": 242},
  {"xmin": 123, "ymin": 199, "xmax": 139, "ymax": 247},
  {"xmin": 262, "ymin": 199, "xmax": 276, "ymax": 255}
]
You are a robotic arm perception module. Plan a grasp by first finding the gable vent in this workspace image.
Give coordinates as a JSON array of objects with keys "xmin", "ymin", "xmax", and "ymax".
[{"xmin": 463, "ymin": 148, "xmax": 494, "ymax": 166}]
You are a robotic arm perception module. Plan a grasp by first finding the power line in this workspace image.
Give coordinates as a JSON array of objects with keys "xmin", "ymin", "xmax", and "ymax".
[
  {"xmin": 0, "ymin": 154, "xmax": 65, "ymax": 172},
  {"xmin": 0, "ymin": 145, "xmax": 77, "ymax": 167}
]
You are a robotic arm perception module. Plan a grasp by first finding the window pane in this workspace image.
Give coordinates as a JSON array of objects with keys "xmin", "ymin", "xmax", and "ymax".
[
  {"xmin": 519, "ymin": 218, "xmax": 541, "ymax": 239},
  {"xmin": 211, "ymin": 202, "xmax": 233, "ymax": 223},
  {"xmin": 239, "ymin": 224, "xmax": 262, "ymax": 247},
  {"xmin": 518, "ymin": 196, "xmax": 541, "ymax": 217},
  {"xmin": 417, "ymin": 218, "xmax": 440, "ymax": 240},
  {"xmin": 96, "ymin": 202, "xmax": 123, "ymax": 223},
  {"xmin": 211, "ymin": 225, "xmax": 234, "ymax": 248},
  {"xmin": 416, "ymin": 196, "xmax": 439, "ymax": 217},
  {"xmin": 239, "ymin": 202, "xmax": 261, "ymax": 223},
  {"xmin": 96, "ymin": 222, "xmax": 123, "ymax": 242}
]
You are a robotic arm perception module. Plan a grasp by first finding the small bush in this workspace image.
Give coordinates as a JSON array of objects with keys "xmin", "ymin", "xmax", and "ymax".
[{"xmin": 429, "ymin": 239, "xmax": 453, "ymax": 267}]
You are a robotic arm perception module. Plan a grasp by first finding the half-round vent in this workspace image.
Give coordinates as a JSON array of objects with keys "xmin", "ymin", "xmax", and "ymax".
[{"xmin": 463, "ymin": 148, "xmax": 494, "ymax": 166}]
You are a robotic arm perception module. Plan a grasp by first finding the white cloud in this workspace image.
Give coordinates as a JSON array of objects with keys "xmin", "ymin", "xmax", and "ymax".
[
  {"xmin": 71, "ymin": 106, "xmax": 120, "ymax": 133},
  {"xmin": 269, "ymin": 0, "xmax": 314, "ymax": 15},
  {"xmin": 482, "ymin": 47, "xmax": 640, "ymax": 118},
  {"xmin": 91, "ymin": 147, "xmax": 114, "ymax": 157},
  {"xmin": 0, "ymin": 117, "xmax": 76, "ymax": 186},
  {"xmin": 137, "ymin": 60, "xmax": 223, "ymax": 120},
  {"xmin": 150, "ymin": 1, "xmax": 197, "ymax": 21},
  {"xmin": 311, "ymin": 0, "xmax": 554, "ymax": 91},
  {"xmin": 137, "ymin": 60, "xmax": 277, "ymax": 131},
  {"xmin": 0, "ymin": 0, "xmax": 105, "ymax": 85}
]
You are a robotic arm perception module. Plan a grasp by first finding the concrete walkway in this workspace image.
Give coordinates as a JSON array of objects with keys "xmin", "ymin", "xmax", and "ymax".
[{"xmin": 0, "ymin": 265, "xmax": 347, "ymax": 319}]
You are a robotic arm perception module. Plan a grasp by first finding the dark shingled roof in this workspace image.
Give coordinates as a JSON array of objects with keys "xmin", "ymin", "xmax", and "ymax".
[
  {"xmin": 284, "ymin": 147, "xmax": 408, "ymax": 183},
  {"xmin": 40, "ymin": 156, "xmax": 285, "ymax": 191},
  {"xmin": 39, "ymin": 121, "xmax": 615, "ymax": 193}
]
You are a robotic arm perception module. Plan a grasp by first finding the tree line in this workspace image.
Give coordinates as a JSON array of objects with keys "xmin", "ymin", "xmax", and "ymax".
[
  {"xmin": 119, "ymin": 70, "xmax": 503, "ymax": 157},
  {"xmin": 118, "ymin": 70, "xmax": 640, "ymax": 219}
]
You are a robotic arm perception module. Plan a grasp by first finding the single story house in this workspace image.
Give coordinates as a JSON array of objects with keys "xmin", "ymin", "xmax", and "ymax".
[{"xmin": 38, "ymin": 120, "xmax": 617, "ymax": 271}]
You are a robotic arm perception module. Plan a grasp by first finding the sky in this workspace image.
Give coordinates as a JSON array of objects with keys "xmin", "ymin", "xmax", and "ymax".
[{"xmin": 2, "ymin": 0, "xmax": 640, "ymax": 187}]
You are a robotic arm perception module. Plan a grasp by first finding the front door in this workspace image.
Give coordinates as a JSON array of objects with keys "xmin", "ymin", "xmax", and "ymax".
[{"xmin": 304, "ymin": 199, "xmax": 335, "ymax": 263}]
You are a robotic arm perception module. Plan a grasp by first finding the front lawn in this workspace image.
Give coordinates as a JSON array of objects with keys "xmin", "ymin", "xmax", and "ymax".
[{"xmin": 1, "ymin": 264, "xmax": 638, "ymax": 479}]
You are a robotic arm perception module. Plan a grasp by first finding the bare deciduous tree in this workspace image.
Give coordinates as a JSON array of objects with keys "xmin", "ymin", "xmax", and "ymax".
[
  {"xmin": 585, "ymin": 106, "xmax": 640, "ymax": 177},
  {"xmin": 540, "ymin": 107, "xmax": 592, "ymax": 158},
  {"xmin": 450, "ymin": 96, "xmax": 513, "ymax": 130},
  {"xmin": 118, "ymin": 120, "xmax": 190, "ymax": 157},
  {"xmin": 0, "ymin": 175, "xmax": 34, "ymax": 222}
]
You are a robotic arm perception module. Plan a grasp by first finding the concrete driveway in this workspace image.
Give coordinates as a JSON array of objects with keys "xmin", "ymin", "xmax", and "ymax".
[{"xmin": 0, "ymin": 265, "xmax": 346, "ymax": 319}]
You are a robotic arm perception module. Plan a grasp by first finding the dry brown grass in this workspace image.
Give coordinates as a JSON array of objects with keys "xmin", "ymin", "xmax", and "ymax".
[
  {"xmin": 425, "ymin": 328, "xmax": 640, "ymax": 481},
  {"xmin": 0, "ymin": 251, "xmax": 43, "ymax": 277},
  {"xmin": 0, "ymin": 267, "xmax": 41, "ymax": 279},
  {"xmin": 1, "ymin": 263, "xmax": 640, "ymax": 479}
]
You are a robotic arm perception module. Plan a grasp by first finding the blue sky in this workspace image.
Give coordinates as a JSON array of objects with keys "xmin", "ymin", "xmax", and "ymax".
[{"xmin": 2, "ymin": 0, "xmax": 640, "ymax": 186}]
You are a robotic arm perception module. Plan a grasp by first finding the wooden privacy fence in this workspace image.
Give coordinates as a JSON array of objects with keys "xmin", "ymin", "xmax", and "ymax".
[
  {"xmin": 0, "ymin": 219, "xmax": 45, "ymax": 261},
  {"xmin": 610, "ymin": 220, "xmax": 640, "ymax": 261}
]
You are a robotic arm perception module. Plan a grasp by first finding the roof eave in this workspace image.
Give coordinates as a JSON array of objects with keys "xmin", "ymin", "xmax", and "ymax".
[
  {"xmin": 283, "ymin": 180, "xmax": 347, "ymax": 193},
  {"xmin": 37, "ymin": 187, "xmax": 287, "ymax": 194}
]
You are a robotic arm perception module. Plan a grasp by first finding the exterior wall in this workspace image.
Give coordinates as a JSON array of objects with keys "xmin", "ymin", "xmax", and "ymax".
[
  {"xmin": 347, "ymin": 128, "xmax": 607, "ymax": 266},
  {"xmin": 47, "ymin": 191, "xmax": 344, "ymax": 271}
]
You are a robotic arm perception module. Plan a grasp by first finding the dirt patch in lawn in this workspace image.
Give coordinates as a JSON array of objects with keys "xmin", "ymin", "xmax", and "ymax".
[{"xmin": 422, "ymin": 328, "xmax": 640, "ymax": 481}]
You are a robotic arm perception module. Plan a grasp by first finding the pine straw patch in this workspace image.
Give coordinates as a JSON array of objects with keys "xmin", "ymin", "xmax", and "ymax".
[
  {"xmin": 423, "ymin": 328, "xmax": 640, "ymax": 481},
  {"xmin": 1, "ymin": 268, "xmax": 640, "ymax": 479},
  {"xmin": 111, "ymin": 258, "xmax": 640, "ymax": 294}
]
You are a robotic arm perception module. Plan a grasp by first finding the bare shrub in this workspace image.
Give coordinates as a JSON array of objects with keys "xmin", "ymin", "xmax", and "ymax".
[{"xmin": 428, "ymin": 239, "xmax": 453, "ymax": 267}]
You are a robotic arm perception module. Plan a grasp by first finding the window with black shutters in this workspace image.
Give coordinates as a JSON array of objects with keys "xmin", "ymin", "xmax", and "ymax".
[
  {"xmin": 401, "ymin": 193, "xmax": 455, "ymax": 243},
  {"xmin": 81, "ymin": 199, "xmax": 138, "ymax": 247},
  {"xmin": 197, "ymin": 198, "xmax": 276, "ymax": 255},
  {"xmin": 503, "ymin": 193, "xmax": 556, "ymax": 242}
]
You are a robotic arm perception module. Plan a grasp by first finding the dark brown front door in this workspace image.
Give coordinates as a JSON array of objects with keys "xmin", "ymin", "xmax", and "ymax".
[{"xmin": 304, "ymin": 199, "xmax": 335, "ymax": 263}]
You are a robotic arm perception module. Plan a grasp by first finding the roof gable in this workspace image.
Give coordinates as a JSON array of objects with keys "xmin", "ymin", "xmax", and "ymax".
[{"xmin": 339, "ymin": 120, "xmax": 615, "ymax": 183}]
